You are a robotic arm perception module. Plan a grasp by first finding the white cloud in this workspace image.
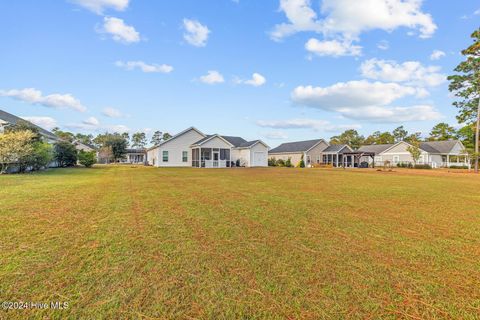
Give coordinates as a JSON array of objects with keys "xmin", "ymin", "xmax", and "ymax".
[
  {"xmin": 22, "ymin": 116, "xmax": 57, "ymax": 130},
  {"xmin": 305, "ymin": 38, "xmax": 362, "ymax": 57},
  {"xmin": 475, "ymin": 9, "xmax": 480, "ymax": 15},
  {"xmin": 271, "ymin": 0, "xmax": 436, "ymax": 40},
  {"xmin": 291, "ymin": 80, "xmax": 441, "ymax": 122},
  {"xmin": 199, "ymin": 70, "xmax": 224, "ymax": 84},
  {"xmin": 430, "ymin": 49, "xmax": 446, "ymax": 60},
  {"xmin": 183, "ymin": 19, "xmax": 210, "ymax": 47},
  {"xmin": 71, "ymin": 0, "xmax": 129, "ymax": 14},
  {"xmin": 98, "ymin": 16, "xmax": 140, "ymax": 44},
  {"xmin": 263, "ymin": 131, "xmax": 288, "ymax": 139},
  {"xmin": 257, "ymin": 118, "xmax": 361, "ymax": 132},
  {"xmin": 377, "ymin": 40, "xmax": 389, "ymax": 50},
  {"xmin": 292, "ymin": 81, "xmax": 421, "ymax": 109},
  {"xmin": 115, "ymin": 60, "xmax": 173, "ymax": 73},
  {"xmin": 66, "ymin": 118, "xmax": 129, "ymax": 133},
  {"xmin": 83, "ymin": 116, "xmax": 100, "ymax": 126},
  {"xmin": 0, "ymin": 88, "xmax": 86, "ymax": 112},
  {"xmin": 235, "ymin": 73, "xmax": 267, "ymax": 87},
  {"xmin": 360, "ymin": 58, "xmax": 446, "ymax": 87},
  {"xmin": 102, "ymin": 107, "xmax": 125, "ymax": 118},
  {"xmin": 337, "ymin": 105, "xmax": 441, "ymax": 122}
]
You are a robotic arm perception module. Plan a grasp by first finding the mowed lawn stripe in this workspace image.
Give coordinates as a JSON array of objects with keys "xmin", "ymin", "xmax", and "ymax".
[{"xmin": 0, "ymin": 166, "xmax": 479, "ymax": 319}]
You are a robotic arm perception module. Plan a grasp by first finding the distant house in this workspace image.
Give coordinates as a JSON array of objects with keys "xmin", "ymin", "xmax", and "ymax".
[
  {"xmin": 122, "ymin": 148, "xmax": 147, "ymax": 164},
  {"xmin": 268, "ymin": 139, "xmax": 352, "ymax": 167},
  {"xmin": 356, "ymin": 140, "xmax": 470, "ymax": 168},
  {"xmin": 147, "ymin": 127, "xmax": 269, "ymax": 168},
  {"xmin": 0, "ymin": 109, "xmax": 59, "ymax": 143},
  {"xmin": 73, "ymin": 141, "xmax": 96, "ymax": 152}
]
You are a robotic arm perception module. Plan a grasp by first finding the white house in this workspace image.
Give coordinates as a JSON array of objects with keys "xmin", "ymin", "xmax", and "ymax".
[
  {"xmin": 355, "ymin": 140, "xmax": 470, "ymax": 168},
  {"xmin": 147, "ymin": 127, "xmax": 269, "ymax": 168}
]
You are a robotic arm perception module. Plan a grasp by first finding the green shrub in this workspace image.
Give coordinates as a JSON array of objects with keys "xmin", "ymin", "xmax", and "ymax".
[
  {"xmin": 54, "ymin": 141, "xmax": 77, "ymax": 167},
  {"xmin": 78, "ymin": 150, "xmax": 97, "ymax": 168},
  {"xmin": 285, "ymin": 157, "xmax": 293, "ymax": 168},
  {"xmin": 397, "ymin": 162, "xmax": 413, "ymax": 168},
  {"xmin": 414, "ymin": 164, "xmax": 432, "ymax": 169},
  {"xmin": 276, "ymin": 159, "xmax": 285, "ymax": 167},
  {"xmin": 268, "ymin": 157, "xmax": 277, "ymax": 167},
  {"xmin": 449, "ymin": 165, "xmax": 468, "ymax": 169}
]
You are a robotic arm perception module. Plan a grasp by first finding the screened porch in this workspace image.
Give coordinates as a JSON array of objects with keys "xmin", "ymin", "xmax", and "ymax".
[{"xmin": 192, "ymin": 148, "xmax": 231, "ymax": 168}]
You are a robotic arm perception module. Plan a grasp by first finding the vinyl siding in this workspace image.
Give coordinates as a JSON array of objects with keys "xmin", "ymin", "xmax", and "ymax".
[{"xmin": 152, "ymin": 129, "xmax": 205, "ymax": 167}]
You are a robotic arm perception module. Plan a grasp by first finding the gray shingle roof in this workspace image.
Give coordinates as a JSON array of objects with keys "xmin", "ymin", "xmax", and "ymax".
[
  {"xmin": 269, "ymin": 139, "xmax": 324, "ymax": 153},
  {"xmin": 192, "ymin": 134, "xmax": 256, "ymax": 148},
  {"xmin": 221, "ymin": 135, "xmax": 248, "ymax": 147},
  {"xmin": 323, "ymin": 144, "xmax": 351, "ymax": 153},
  {"xmin": 0, "ymin": 109, "xmax": 58, "ymax": 140},
  {"xmin": 238, "ymin": 140, "xmax": 260, "ymax": 148},
  {"xmin": 357, "ymin": 144, "xmax": 394, "ymax": 154},
  {"xmin": 420, "ymin": 140, "xmax": 459, "ymax": 153}
]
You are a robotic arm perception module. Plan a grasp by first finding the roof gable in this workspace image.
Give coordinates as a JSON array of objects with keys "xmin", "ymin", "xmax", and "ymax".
[
  {"xmin": 149, "ymin": 126, "xmax": 205, "ymax": 150},
  {"xmin": 420, "ymin": 140, "xmax": 463, "ymax": 154},
  {"xmin": 0, "ymin": 109, "xmax": 58, "ymax": 140},
  {"xmin": 323, "ymin": 144, "xmax": 353, "ymax": 153},
  {"xmin": 358, "ymin": 144, "xmax": 394, "ymax": 154},
  {"xmin": 191, "ymin": 134, "xmax": 234, "ymax": 147},
  {"xmin": 269, "ymin": 139, "xmax": 326, "ymax": 153}
]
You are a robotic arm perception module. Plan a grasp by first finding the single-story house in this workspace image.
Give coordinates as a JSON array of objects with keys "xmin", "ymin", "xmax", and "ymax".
[
  {"xmin": 122, "ymin": 148, "xmax": 147, "ymax": 164},
  {"xmin": 147, "ymin": 127, "xmax": 269, "ymax": 168},
  {"xmin": 268, "ymin": 139, "xmax": 328, "ymax": 167},
  {"xmin": 268, "ymin": 139, "xmax": 352, "ymax": 167},
  {"xmin": 356, "ymin": 140, "xmax": 470, "ymax": 168}
]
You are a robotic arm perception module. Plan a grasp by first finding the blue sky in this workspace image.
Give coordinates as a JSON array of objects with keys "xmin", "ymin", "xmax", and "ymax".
[{"xmin": 0, "ymin": 0, "xmax": 479, "ymax": 146}]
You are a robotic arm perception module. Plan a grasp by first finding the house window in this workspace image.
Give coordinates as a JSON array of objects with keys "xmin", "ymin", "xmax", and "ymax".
[
  {"xmin": 393, "ymin": 155, "xmax": 400, "ymax": 163},
  {"xmin": 418, "ymin": 155, "xmax": 424, "ymax": 164},
  {"xmin": 182, "ymin": 151, "xmax": 188, "ymax": 162},
  {"xmin": 316, "ymin": 155, "xmax": 320, "ymax": 164},
  {"xmin": 162, "ymin": 151, "xmax": 168, "ymax": 162}
]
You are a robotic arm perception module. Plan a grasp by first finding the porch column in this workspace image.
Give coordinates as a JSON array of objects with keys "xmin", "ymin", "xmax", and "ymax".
[
  {"xmin": 229, "ymin": 148, "xmax": 231, "ymax": 168},
  {"xmin": 447, "ymin": 154, "xmax": 450, "ymax": 167},
  {"xmin": 336, "ymin": 154, "xmax": 339, "ymax": 167}
]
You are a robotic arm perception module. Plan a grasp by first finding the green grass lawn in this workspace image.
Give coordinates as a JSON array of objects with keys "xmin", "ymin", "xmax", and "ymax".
[{"xmin": 1, "ymin": 166, "xmax": 480, "ymax": 319}]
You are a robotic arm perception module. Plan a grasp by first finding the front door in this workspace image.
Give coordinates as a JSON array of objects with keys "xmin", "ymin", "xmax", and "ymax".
[{"xmin": 213, "ymin": 152, "xmax": 219, "ymax": 167}]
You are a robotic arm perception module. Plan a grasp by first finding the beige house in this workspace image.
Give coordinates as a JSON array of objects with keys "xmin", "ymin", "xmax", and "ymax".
[{"xmin": 268, "ymin": 139, "xmax": 329, "ymax": 167}]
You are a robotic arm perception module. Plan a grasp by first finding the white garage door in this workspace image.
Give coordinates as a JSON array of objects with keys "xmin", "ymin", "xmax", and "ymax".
[{"xmin": 253, "ymin": 152, "xmax": 267, "ymax": 167}]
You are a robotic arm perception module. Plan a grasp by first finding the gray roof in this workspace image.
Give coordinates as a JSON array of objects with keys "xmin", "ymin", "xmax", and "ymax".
[
  {"xmin": 357, "ymin": 144, "xmax": 394, "ymax": 154},
  {"xmin": 221, "ymin": 135, "xmax": 248, "ymax": 147},
  {"xmin": 323, "ymin": 144, "xmax": 351, "ymax": 153},
  {"xmin": 192, "ymin": 134, "xmax": 260, "ymax": 148},
  {"xmin": 269, "ymin": 139, "xmax": 324, "ymax": 153},
  {"xmin": 358, "ymin": 140, "xmax": 462, "ymax": 155},
  {"xmin": 420, "ymin": 140, "xmax": 459, "ymax": 154},
  {"xmin": 0, "ymin": 109, "xmax": 58, "ymax": 140},
  {"xmin": 238, "ymin": 140, "xmax": 260, "ymax": 148}
]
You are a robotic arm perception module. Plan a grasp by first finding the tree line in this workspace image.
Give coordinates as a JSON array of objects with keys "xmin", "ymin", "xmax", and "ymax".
[{"xmin": 329, "ymin": 122, "xmax": 474, "ymax": 150}]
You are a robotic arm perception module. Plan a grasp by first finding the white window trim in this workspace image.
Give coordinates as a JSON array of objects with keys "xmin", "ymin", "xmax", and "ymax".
[{"xmin": 162, "ymin": 150, "xmax": 169, "ymax": 162}]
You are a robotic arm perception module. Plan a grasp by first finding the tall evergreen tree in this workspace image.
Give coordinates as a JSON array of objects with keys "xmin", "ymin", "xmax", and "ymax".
[
  {"xmin": 428, "ymin": 123, "xmax": 456, "ymax": 141},
  {"xmin": 448, "ymin": 28, "xmax": 480, "ymax": 172},
  {"xmin": 151, "ymin": 130, "xmax": 163, "ymax": 146}
]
